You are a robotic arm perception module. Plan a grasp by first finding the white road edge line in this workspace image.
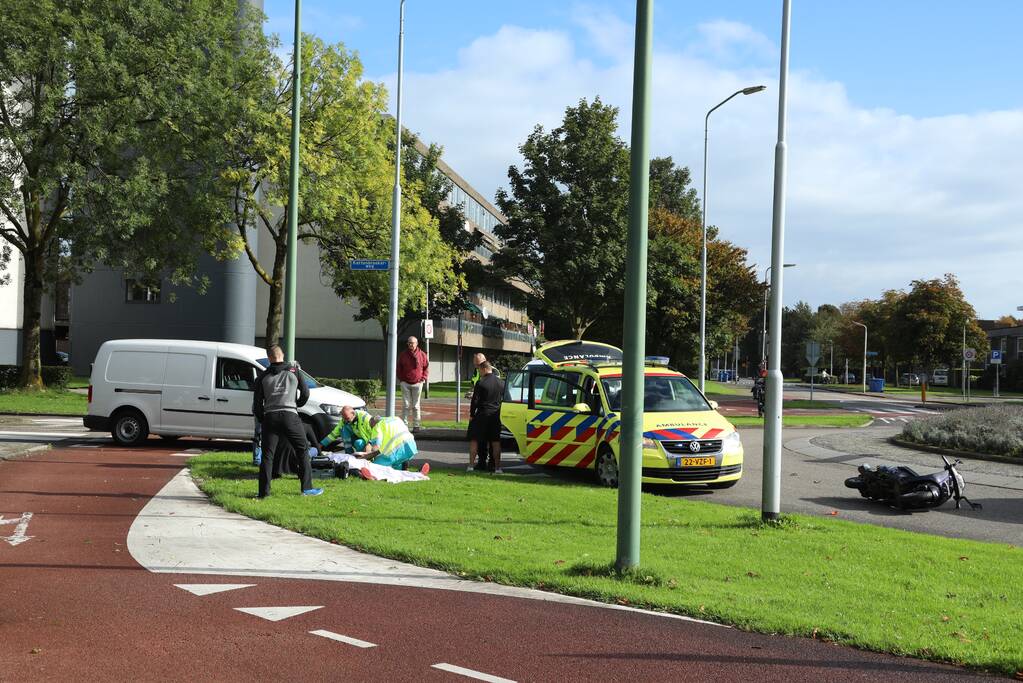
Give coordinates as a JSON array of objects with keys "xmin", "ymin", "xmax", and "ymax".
[
  {"xmin": 431, "ymin": 663, "xmax": 516, "ymax": 683},
  {"xmin": 309, "ymin": 629, "xmax": 377, "ymax": 648}
]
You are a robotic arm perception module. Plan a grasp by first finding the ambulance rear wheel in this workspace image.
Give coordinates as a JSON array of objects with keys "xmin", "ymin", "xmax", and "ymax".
[{"xmin": 595, "ymin": 446, "xmax": 619, "ymax": 488}]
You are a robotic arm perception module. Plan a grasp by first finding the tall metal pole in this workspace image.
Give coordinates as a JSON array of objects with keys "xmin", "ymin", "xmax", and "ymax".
[
  {"xmin": 424, "ymin": 282, "xmax": 430, "ymax": 399},
  {"xmin": 615, "ymin": 0, "xmax": 653, "ymax": 572},
  {"xmin": 761, "ymin": 0, "xmax": 792, "ymax": 522},
  {"xmin": 282, "ymin": 0, "xmax": 302, "ymax": 361},
  {"xmin": 700, "ymin": 84, "xmax": 766, "ymax": 393},
  {"xmin": 853, "ymin": 321, "xmax": 867, "ymax": 393},
  {"xmin": 760, "ymin": 266, "xmax": 771, "ymax": 364},
  {"xmin": 384, "ymin": 0, "xmax": 406, "ymax": 417}
]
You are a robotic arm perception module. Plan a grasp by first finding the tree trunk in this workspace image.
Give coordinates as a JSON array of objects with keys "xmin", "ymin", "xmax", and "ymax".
[
  {"xmin": 264, "ymin": 238, "xmax": 287, "ymax": 348},
  {"xmin": 18, "ymin": 248, "xmax": 45, "ymax": 389}
]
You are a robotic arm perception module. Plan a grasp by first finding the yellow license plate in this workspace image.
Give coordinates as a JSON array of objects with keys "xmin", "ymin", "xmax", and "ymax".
[{"xmin": 679, "ymin": 456, "xmax": 715, "ymax": 467}]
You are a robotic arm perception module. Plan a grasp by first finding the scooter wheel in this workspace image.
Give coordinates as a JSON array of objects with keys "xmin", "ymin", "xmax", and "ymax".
[{"xmin": 844, "ymin": 476, "xmax": 863, "ymax": 489}]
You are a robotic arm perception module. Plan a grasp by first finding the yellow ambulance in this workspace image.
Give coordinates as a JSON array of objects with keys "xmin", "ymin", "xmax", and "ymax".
[{"xmin": 501, "ymin": 340, "xmax": 743, "ymax": 488}]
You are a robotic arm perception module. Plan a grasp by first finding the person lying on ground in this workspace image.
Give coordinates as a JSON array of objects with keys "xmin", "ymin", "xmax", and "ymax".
[{"xmin": 324, "ymin": 451, "xmax": 429, "ymax": 483}]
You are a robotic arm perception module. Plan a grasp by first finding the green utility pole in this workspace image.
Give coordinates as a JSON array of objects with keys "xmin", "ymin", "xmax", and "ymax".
[
  {"xmin": 282, "ymin": 0, "xmax": 302, "ymax": 361},
  {"xmin": 616, "ymin": 0, "xmax": 653, "ymax": 572}
]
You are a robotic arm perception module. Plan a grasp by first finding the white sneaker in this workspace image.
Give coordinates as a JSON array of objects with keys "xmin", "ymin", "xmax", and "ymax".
[
  {"xmin": 467, "ymin": 466, "xmax": 474, "ymax": 472},
  {"xmin": 493, "ymin": 468, "xmax": 503, "ymax": 475}
]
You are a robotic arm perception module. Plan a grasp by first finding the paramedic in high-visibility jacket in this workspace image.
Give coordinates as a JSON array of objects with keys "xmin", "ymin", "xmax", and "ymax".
[
  {"xmin": 319, "ymin": 405, "xmax": 374, "ymax": 453},
  {"xmin": 355, "ymin": 415, "xmax": 420, "ymax": 470}
]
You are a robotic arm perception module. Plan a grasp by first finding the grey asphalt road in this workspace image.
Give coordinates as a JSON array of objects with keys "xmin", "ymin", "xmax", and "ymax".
[
  {"xmin": 418, "ymin": 426, "xmax": 1023, "ymax": 547},
  {"xmin": 4, "ymin": 414, "xmax": 1021, "ymax": 546}
]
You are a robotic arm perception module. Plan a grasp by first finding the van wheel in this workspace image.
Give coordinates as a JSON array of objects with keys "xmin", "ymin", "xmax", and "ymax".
[
  {"xmin": 594, "ymin": 446, "xmax": 619, "ymax": 488},
  {"xmin": 111, "ymin": 409, "xmax": 149, "ymax": 447}
]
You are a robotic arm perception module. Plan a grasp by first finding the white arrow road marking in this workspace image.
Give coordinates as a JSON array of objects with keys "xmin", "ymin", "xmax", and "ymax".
[
  {"xmin": 309, "ymin": 630, "xmax": 377, "ymax": 648},
  {"xmin": 431, "ymin": 663, "xmax": 516, "ymax": 683},
  {"xmin": 234, "ymin": 606, "xmax": 322, "ymax": 622},
  {"xmin": 0, "ymin": 512, "xmax": 33, "ymax": 546},
  {"xmin": 175, "ymin": 584, "xmax": 255, "ymax": 596}
]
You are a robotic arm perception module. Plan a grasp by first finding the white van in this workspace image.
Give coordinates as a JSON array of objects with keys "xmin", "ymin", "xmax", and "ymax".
[{"xmin": 84, "ymin": 339, "xmax": 365, "ymax": 446}]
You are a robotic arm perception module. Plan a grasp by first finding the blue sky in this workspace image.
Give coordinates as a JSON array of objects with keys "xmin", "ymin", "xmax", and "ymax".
[{"xmin": 262, "ymin": 1, "xmax": 1023, "ymax": 318}]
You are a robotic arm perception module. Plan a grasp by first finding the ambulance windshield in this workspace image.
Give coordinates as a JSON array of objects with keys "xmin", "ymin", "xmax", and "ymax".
[{"xmin": 601, "ymin": 375, "xmax": 711, "ymax": 413}]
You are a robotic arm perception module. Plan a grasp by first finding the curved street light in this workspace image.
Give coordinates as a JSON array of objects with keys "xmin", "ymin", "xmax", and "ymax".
[{"xmin": 699, "ymin": 85, "xmax": 767, "ymax": 393}]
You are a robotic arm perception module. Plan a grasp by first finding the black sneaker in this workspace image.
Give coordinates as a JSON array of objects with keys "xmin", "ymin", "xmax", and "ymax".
[{"xmin": 334, "ymin": 463, "xmax": 350, "ymax": 479}]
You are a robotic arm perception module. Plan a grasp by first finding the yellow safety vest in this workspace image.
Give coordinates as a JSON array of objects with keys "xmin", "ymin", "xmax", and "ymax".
[{"xmin": 374, "ymin": 417, "xmax": 414, "ymax": 456}]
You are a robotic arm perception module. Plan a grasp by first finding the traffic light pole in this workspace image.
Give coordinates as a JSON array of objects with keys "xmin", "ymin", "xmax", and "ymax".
[{"xmin": 616, "ymin": 0, "xmax": 653, "ymax": 572}]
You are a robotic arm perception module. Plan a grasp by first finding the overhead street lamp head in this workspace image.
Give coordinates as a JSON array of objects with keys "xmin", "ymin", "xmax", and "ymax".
[
  {"xmin": 742, "ymin": 85, "xmax": 768, "ymax": 95},
  {"xmin": 783, "ymin": 262, "xmax": 796, "ymax": 267}
]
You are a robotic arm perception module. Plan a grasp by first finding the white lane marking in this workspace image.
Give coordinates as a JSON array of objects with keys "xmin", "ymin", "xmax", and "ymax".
[
  {"xmin": 880, "ymin": 417, "xmax": 892, "ymax": 424},
  {"xmin": 234, "ymin": 606, "xmax": 322, "ymax": 621},
  {"xmin": 900, "ymin": 418, "xmax": 909, "ymax": 423},
  {"xmin": 431, "ymin": 663, "xmax": 516, "ymax": 683},
  {"xmin": 309, "ymin": 629, "xmax": 377, "ymax": 648},
  {"xmin": 0, "ymin": 430, "xmax": 105, "ymax": 439},
  {"xmin": 0, "ymin": 512, "xmax": 33, "ymax": 546},
  {"xmin": 175, "ymin": 583, "xmax": 255, "ymax": 596},
  {"xmin": 169, "ymin": 453, "xmax": 201, "ymax": 458}
]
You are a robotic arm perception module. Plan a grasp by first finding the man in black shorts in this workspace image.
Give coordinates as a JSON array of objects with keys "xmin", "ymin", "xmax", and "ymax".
[{"xmin": 467, "ymin": 362, "xmax": 504, "ymax": 473}]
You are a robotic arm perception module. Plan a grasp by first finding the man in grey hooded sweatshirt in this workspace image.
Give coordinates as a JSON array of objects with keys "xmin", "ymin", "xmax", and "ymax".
[{"xmin": 252, "ymin": 345, "xmax": 321, "ymax": 498}]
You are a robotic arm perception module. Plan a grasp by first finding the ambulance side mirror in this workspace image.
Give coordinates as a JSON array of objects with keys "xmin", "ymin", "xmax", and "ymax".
[
  {"xmin": 708, "ymin": 400, "xmax": 719, "ymax": 410},
  {"xmin": 572, "ymin": 402, "xmax": 592, "ymax": 414}
]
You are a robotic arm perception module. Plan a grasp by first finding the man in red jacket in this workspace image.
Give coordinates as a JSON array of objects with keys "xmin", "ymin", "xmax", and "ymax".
[{"xmin": 397, "ymin": 335, "xmax": 429, "ymax": 432}]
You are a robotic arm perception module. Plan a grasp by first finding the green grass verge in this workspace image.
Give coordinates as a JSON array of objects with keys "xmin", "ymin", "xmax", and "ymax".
[
  {"xmin": 0, "ymin": 389, "xmax": 87, "ymax": 415},
  {"xmin": 68, "ymin": 375, "xmax": 91, "ymax": 389},
  {"xmin": 782, "ymin": 399, "xmax": 846, "ymax": 410},
  {"xmin": 191, "ymin": 452, "xmax": 1022, "ymax": 675},
  {"xmin": 729, "ymin": 414, "xmax": 871, "ymax": 428},
  {"xmin": 703, "ymin": 380, "xmax": 747, "ymax": 396}
]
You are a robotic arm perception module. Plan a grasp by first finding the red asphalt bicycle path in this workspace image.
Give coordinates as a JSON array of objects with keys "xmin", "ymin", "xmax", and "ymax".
[{"xmin": 0, "ymin": 445, "xmax": 1001, "ymax": 682}]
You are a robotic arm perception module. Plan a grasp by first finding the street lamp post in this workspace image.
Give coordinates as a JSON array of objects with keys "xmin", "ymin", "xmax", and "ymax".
[
  {"xmin": 699, "ymin": 84, "xmax": 766, "ymax": 393},
  {"xmin": 760, "ymin": 263, "xmax": 795, "ymax": 364},
  {"xmin": 852, "ymin": 321, "xmax": 867, "ymax": 393},
  {"xmin": 282, "ymin": 0, "xmax": 303, "ymax": 361},
  {"xmin": 384, "ymin": 0, "xmax": 407, "ymax": 417},
  {"xmin": 761, "ymin": 0, "xmax": 792, "ymax": 523}
]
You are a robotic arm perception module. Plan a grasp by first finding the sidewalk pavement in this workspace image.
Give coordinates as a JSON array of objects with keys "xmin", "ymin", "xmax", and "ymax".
[{"xmin": 128, "ymin": 467, "xmax": 719, "ymax": 626}]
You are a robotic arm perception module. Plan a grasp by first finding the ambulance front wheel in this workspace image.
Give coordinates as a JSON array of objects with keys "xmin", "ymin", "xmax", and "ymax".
[{"xmin": 595, "ymin": 446, "xmax": 619, "ymax": 488}]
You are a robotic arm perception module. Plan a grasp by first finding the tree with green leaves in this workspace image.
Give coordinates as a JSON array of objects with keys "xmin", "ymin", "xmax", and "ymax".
[
  {"xmin": 0, "ymin": 0, "xmax": 265, "ymax": 387},
  {"xmin": 222, "ymin": 36, "xmax": 453, "ymax": 345},
  {"xmin": 891, "ymin": 274, "xmax": 988, "ymax": 372},
  {"xmin": 495, "ymin": 98, "xmax": 630, "ymax": 340}
]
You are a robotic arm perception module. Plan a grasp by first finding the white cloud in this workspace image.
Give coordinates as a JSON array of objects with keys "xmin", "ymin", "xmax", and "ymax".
[{"xmin": 372, "ymin": 17, "xmax": 1023, "ymax": 319}]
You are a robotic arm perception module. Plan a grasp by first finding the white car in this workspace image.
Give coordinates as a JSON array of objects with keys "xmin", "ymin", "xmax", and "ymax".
[{"xmin": 84, "ymin": 339, "xmax": 364, "ymax": 446}]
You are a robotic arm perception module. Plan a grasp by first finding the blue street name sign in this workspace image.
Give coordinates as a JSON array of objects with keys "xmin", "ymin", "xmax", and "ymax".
[
  {"xmin": 865, "ymin": 351, "xmax": 879, "ymax": 357},
  {"xmin": 349, "ymin": 259, "xmax": 390, "ymax": 271}
]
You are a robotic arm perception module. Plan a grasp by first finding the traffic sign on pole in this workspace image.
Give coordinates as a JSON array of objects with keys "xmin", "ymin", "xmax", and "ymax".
[
  {"xmin": 422, "ymin": 319, "xmax": 434, "ymax": 339},
  {"xmin": 991, "ymin": 350, "xmax": 1002, "ymax": 364},
  {"xmin": 963, "ymin": 348, "xmax": 977, "ymax": 362},
  {"xmin": 350, "ymin": 259, "xmax": 390, "ymax": 271},
  {"xmin": 805, "ymin": 341, "xmax": 820, "ymax": 367}
]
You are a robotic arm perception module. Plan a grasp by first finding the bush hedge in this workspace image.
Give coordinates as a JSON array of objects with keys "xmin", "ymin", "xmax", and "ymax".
[
  {"xmin": 0, "ymin": 365, "xmax": 72, "ymax": 390},
  {"xmin": 315, "ymin": 377, "xmax": 382, "ymax": 408},
  {"xmin": 901, "ymin": 405, "xmax": 1023, "ymax": 457}
]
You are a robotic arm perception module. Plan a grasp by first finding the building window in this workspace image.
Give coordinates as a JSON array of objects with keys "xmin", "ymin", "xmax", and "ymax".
[{"xmin": 126, "ymin": 278, "xmax": 161, "ymax": 303}]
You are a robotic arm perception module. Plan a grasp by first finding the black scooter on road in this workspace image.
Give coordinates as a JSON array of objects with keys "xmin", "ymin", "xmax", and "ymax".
[{"xmin": 844, "ymin": 455, "xmax": 982, "ymax": 511}]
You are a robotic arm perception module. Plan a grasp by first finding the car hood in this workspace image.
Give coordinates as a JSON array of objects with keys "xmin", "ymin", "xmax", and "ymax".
[
  {"xmin": 309, "ymin": 385, "xmax": 365, "ymax": 410},
  {"xmin": 641, "ymin": 410, "xmax": 735, "ymax": 441}
]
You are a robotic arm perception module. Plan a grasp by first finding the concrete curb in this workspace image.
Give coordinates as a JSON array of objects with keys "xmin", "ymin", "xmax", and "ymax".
[
  {"xmin": 0, "ymin": 443, "xmax": 52, "ymax": 461},
  {"xmin": 887, "ymin": 436, "xmax": 1023, "ymax": 466},
  {"xmin": 127, "ymin": 468, "xmax": 726, "ymax": 628}
]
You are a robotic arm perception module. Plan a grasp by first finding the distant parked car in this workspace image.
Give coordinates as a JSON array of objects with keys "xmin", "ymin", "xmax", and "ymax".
[
  {"xmin": 931, "ymin": 369, "xmax": 949, "ymax": 386},
  {"xmin": 900, "ymin": 373, "xmax": 921, "ymax": 386},
  {"xmin": 841, "ymin": 371, "xmax": 857, "ymax": 384},
  {"xmin": 55, "ymin": 351, "xmax": 69, "ymax": 366}
]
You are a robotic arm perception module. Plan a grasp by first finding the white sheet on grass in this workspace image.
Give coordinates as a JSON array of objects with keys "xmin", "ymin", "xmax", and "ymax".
[{"xmin": 325, "ymin": 453, "xmax": 429, "ymax": 483}]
